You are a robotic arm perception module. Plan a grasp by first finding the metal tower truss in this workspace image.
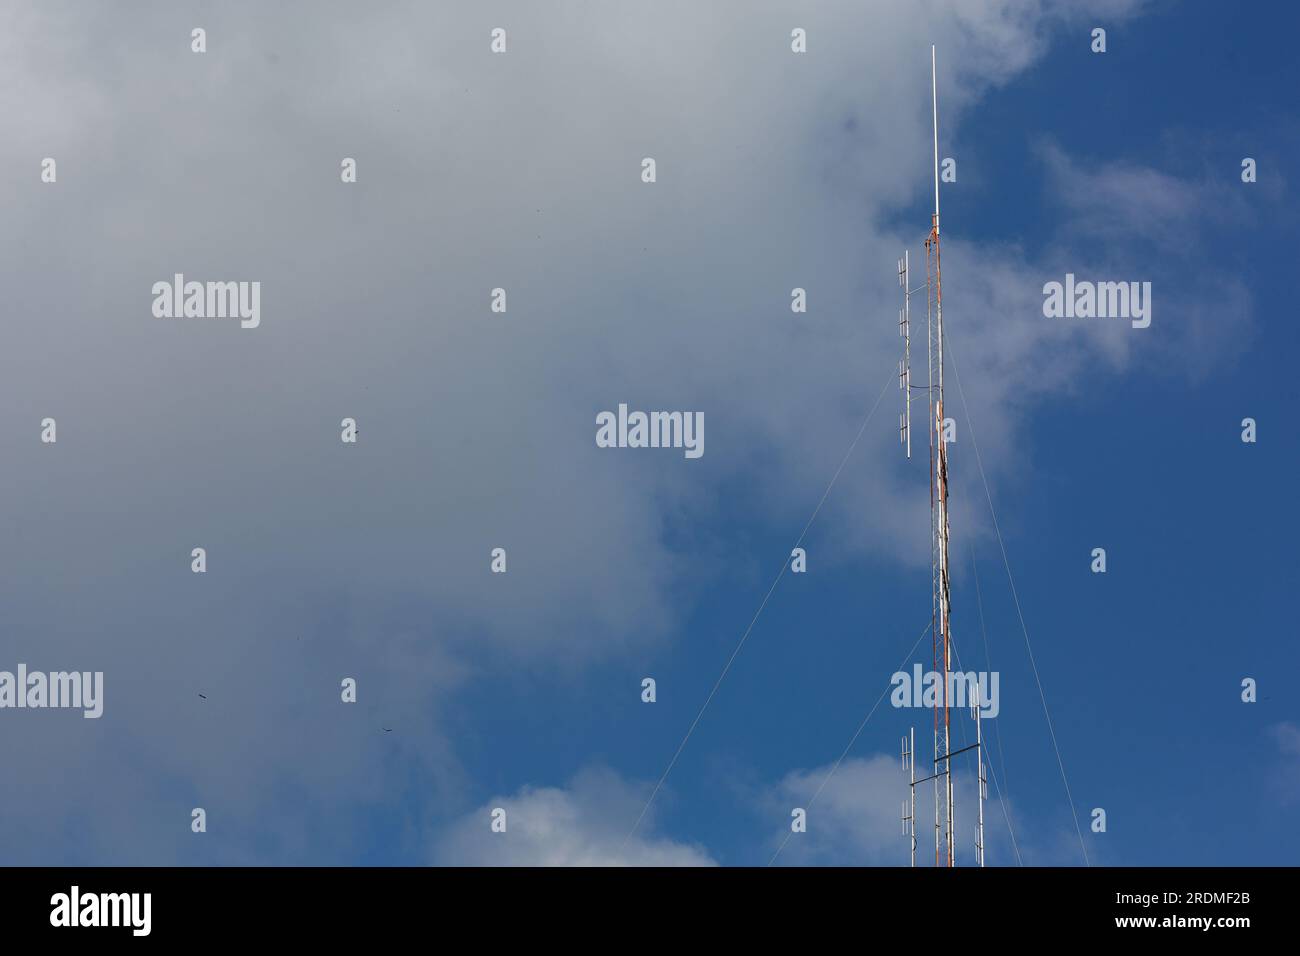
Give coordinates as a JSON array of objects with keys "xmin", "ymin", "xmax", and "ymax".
[{"xmin": 896, "ymin": 45, "xmax": 983, "ymax": 868}]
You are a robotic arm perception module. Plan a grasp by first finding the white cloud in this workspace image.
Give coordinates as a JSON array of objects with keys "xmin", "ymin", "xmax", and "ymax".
[
  {"xmin": 764, "ymin": 755, "xmax": 907, "ymax": 865},
  {"xmin": 432, "ymin": 766, "xmax": 715, "ymax": 866},
  {"xmin": 761, "ymin": 752, "xmax": 1037, "ymax": 866}
]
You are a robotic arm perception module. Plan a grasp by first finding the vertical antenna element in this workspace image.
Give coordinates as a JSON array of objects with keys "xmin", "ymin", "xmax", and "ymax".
[
  {"xmin": 974, "ymin": 695, "xmax": 987, "ymax": 868},
  {"xmin": 901, "ymin": 728, "xmax": 916, "ymax": 866},
  {"xmin": 898, "ymin": 252, "xmax": 911, "ymax": 458},
  {"xmin": 931, "ymin": 44, "xmax": 941, "ymax": 233}
]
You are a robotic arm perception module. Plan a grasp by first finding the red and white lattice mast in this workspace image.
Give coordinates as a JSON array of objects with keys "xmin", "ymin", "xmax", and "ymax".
[{"xmin": 899, "ymin": 46, "xmax": 986, "ymax": 868}]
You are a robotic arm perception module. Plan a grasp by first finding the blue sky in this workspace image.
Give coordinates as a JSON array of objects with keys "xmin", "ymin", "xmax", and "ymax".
[
  {"xmin": 0, "ymin": 0, "xmax": 1296, "ymax": 866},
  {"xmin": 442, "ymin": 1, "xmax": 1300, "ymax": 866}
]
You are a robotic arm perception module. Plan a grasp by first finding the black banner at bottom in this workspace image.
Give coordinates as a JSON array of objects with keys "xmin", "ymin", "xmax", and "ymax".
[{"xmin": 0, "ymin": 866, "xmax": 1280, "ymax": 941}]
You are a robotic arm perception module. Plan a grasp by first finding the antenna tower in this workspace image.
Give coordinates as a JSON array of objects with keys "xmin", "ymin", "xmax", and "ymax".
[{"xmin": 898, "ymin": 45, "xmax": 986, "ymax": 868}]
